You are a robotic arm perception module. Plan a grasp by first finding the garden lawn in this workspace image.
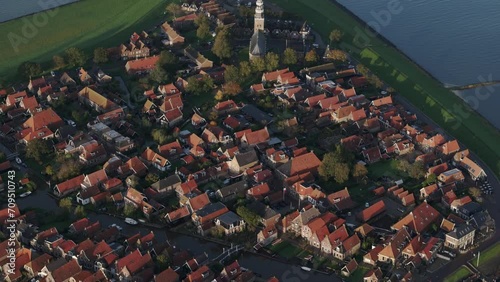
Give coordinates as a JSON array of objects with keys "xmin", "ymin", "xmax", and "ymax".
[
  {"xmin": 347, "ymin": 266, "xmax": 370, "ymax": 282},
  {"xmin": 268, "ymin": 0, "xmax": 500, "ymax": 177},
  {"xmin": 443, "ymin": 266, "xmax": 472, "ymax": 282},
  {"xmin": 472, "ymin": 243, "xmax": 500, "ymax": 268},
  {"xmin": 269, "ymin": 241, "xmax": 304, "ymax": 259},
  {"xmin": 0, "ymin": 0, "xmax": 169, "ymax": 80}
]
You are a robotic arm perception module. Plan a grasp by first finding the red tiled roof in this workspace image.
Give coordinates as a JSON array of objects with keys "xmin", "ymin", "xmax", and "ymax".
[
  {"xmin": 167, "ymin": 206, "xmax": 191, "ymax": 222},
  {"xmin": 23, "ymin": 108, "xmax": 63, "ymax": 131},
  {"xmin": 155, "ymin": 267, "xmax": 179, "ymax": 282},
  {"xmin": 391, "ymin": 202, "xmax": 441, "ymax": 233},
  {"xmin": 125, "ymin": 56, "xmax": 160, "ymax": 73},
  {"xmin": 52, "ymin": 259, "xmax": 81, "ymax": 282},
  {"xmin": 358, "ymin": 200, "xmax": 386, "ymax": 222},
  {"xmin": 189, "ymin": 193, "xmax": 211, "ymax": 211},
  {"xmin": 243, "ymin": 127, "xmax": 270, "ymax": 145}
]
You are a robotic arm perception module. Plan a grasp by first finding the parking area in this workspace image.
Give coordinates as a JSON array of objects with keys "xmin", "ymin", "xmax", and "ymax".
[{"xmin": 479, "ymin": 181, "xmax": 494, "ymax": 195}]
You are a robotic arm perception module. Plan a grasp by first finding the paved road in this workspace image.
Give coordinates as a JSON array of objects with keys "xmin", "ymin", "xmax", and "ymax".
[{"xmin": 395, "ymin": 95, "xmax": 500, "ymax": 280}]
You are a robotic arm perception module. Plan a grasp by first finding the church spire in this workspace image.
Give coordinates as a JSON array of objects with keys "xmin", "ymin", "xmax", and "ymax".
[{"xmin": 254, "ymin": 0, "xmax": 265, "ymax": 33}]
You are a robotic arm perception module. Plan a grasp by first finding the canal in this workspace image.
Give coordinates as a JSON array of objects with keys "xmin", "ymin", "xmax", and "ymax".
[{"xmin": 16, "ymin": 191, "xmax": 338, "ymax": 281}]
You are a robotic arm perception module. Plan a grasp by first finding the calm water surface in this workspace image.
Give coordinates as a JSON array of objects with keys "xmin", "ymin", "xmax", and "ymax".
[
  {"xmin": 337, "ymin": 0, "xmax": 500, "ymax": 129},
  {"xmin": 0, "ymin": 0, "xmax": 78, "ymax": 22}
]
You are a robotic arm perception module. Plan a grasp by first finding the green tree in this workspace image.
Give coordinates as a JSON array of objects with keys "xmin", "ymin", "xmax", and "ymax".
[
  {"xmin": 156, "ymin": 254, "xmax": 170, "ymax": 270},
  {"xmin": 369, "ymin": 74, "xmax": 384, "ymax": 88},
  {"xmin": 158, "ymin": 50, "xmax": 179, "ymax": 73},
  {"xmin": 319, "ymin": 145, "xmax": 354, "ymax": 183},
  {"xmin": 265, "ymin": 52, "xmax": 280, "ymax": 71},
  {"xmin": 236, "ymin": 206, "xmax": 261, "ymax": 230},
  {"xmin": 55, "ymin": 159, "xmax": 82, "ymax": 182},
  {"xmin": 45, "ymin": 165, "xmax": 54, "ymax": 176},
  {"xmin": 151, "ymin": 128, "xmax": 169, "ymax": 145},
  {"xmin": 145, "ymin": 173, "xmax": 160, "ymax": 185},
  {"xmin": 352, "ymin": 163, "xmax": 368, "ymax": 182},
  {"xmin": 186, "ymin": 75, "xmax": 214, "ymax": 95},
  {"xmin": 329, "ymin": 29, "xmax": 343, "ymax": 43},
  {"xmin": 59, "ymin": 197, "xmax": 72, "ymax": 212},
  {"xmin": 408, "ymin": 161, "xmax": 426, "ymax": 179},
  {"xmin": 325, "ymin": 49, "xmax": 348, "ymax": 62},
  {"xmin": 250, "ymin": 57, "xmax": 266, "ymax": 72},
  {"xmin": 124, "ymin": 204, "xmax": 137, "ymax": 216},
  {"xmin": 195, "ymin": 14, "xmax": 211, "ymax": 40},
  {"xmin": 423, "ymin": 173, "xmax": 437, "ymax": 185},
  {"xmin": 212, "ymin": 26, "xmax": 232, "ymax": 60},
  {"xmin": 74, "ymin": 205, "xmax": 87, "ymax": 218},
  {"xmin": 356, "ymin": 64, "xmax": 369, "ymax": 76},
  {"xmin": 149, "ymin": 65, "xmax": 169, "ymax": 84},
  {"xmin": 18, "ymin": 61, "xmax": 42, "ymax": 79},
  {"xmin": 224, "ymin": 65, "xmax": 241, "ymax": 83},
  {"xmin": 93, "ymin": 47, "xmax": 109, "ymax": 64},
  {"xmin": 282, "ymin": 48, "xmax": 298, "ymax": 65},
  {"xmin": 0, "ymin": 152, "xmax": 5, "ymax": 162},
  {"xmin": 239, "ymin": 61, "xmax": 253, "ymax": 78},
  {"xmin": 65, "ymin": 47, "xmax": 86, "ymax": 66},
  {"xmin": 72, "ymin": 110, "xmax": 89, "ymax": 125},
  {"xmin": 304, "ymin": 49, "xmax": 318, "ymax": 65},
  {"xmin": 223, "ymin": 81, "xmax": 242, "ymax": 96},
  {"xmin": 53, "ymin": 55, "xmax": 65, "ymax": 69},
  {"xmin": 26, "ymin": 139, "xmax": 51, "ymax": 163},
  {"xmin": 166, "ymin": 3, "xmax": 182, "ymax": 17}
]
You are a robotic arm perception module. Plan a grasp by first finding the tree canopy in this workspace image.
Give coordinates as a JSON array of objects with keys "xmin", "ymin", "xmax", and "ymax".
[
  {"xmin": 26, "ymin": 139, "xmax": 51, "ymax": 163},
  {"xmin": 195, "ymin": 14, "xmax": 211, "ymax": 40},
  {"xmin": 265, "ymin": 52, "xmax": 280, "ymax": 71},
  {"xmin": 282, "ymin": 48, "xmax": 298, "ymax": 65},
  {"xmin": 329, "ymin": 29, "xmax": 343, "ymax": 43},
  {"xmin": 319, "ymin": 145, "xmax": 354, "ymax": 184},
  {"xmin": 93, "ymin": 47, "xmax": 109, "ymax": 64},
  {"xmin": 65, "ymin": 47, "xmax": 86, "ymax": 66},
  {"xmin": 304, "ymin": 49, "xmax": 318, "ymax": 65},
  {"xmin": 18, "ymin": 61, "xmax": 42, "ymax": 79},
  {"xmin": 212, "ymin": 26, "xmax": 233, "ymax": 60},
  {"xmin": 186, "ymin": 75, "xmax": 214, "ymax": 95}
]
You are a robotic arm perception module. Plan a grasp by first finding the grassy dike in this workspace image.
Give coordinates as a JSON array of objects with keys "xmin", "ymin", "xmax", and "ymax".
[
  {"xmin": 268, "ymin": 0, "xmax": 500, "ymax": 177},
  {"xmin": 0, "ymin": 0, "xmax": 168, "ymax": 80}
]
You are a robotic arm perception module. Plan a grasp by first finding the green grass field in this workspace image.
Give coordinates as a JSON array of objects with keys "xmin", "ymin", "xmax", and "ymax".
[
  {"xmin": 268, "ymin": 0, "xmax": 500, "ymax": 177},
  {"xmin": 472, "ymin": 242, "xmax": 500, "ymax": 275},
  {"xmin": 444, "ymin": 266, "xmax": 472, "ymax": 282},
  {"xmin": 0, "ymin": 0, "xmax": 167, "ymax": 80}
]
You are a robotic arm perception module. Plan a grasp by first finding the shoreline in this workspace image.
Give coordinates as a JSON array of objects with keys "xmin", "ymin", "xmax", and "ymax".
[
  {"xmin": 328, "ymin": 0, "xmax": 500, "ymax": 134},
  {"xmin": 0, "ymin": 0, "xmax": 80, "ymax": 24},
  {"xmin": 330, "ymin": 0, "xmax": 449, "ymax": 89}
]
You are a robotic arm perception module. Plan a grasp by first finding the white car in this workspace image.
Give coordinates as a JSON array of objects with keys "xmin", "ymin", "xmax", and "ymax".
[
  {"xmin": 19, "ymin": 191, "xmax": 32, "ymax": 198},
  {"xmin": 109, "ymin": 224, "xmax": 123, "ymax": 231},
  {"xmin": 125, "ymin": 218, "xmax": 138, "ymax": 225}
]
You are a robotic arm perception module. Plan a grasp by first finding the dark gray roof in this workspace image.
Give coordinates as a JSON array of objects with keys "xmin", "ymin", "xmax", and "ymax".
[
  {"xmin": 458, "ymin": 202, "xmax": 483, "ymax": 216},
  {"xmin": 56, "ymin": 125, "xmax": 77, "ymax": 140},
  {"xmin": 234, "ymin": 150, "xmax": 258, "ymax": 167},
  {"xmin": 447, "ymin": 224, "xmax": 475, "ymax": 239},
  {"xmin": 196, "ymin": 202, "xmax": 227, "ymax": 217},
  {"xmin": 216, "ymin": 211, "xmax": 243, "ymax": 227},
  {"xmin": 247, "ymin": 201, "xmax": 279, "ymax": 220},
  {"xmin": 249, "ymin": 30, "xmax": 266, "ymax": 56},
  {"xmin": 152, "ymin": 175, "xmax": 181, "ymax": 190},
  {"xmin": 217, "ymin": 180, "xmax": 248, "ymax": 198},
  {"xmin": 470, "ymin": 211, "xmax": 492, "ymax": 229},
  {"xmin": 241, "ymin": 104, "xmax": 273, "ymax": 124}
]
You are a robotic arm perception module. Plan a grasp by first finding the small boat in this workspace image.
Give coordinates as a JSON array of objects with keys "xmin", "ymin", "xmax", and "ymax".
[
  {"xmin": 19, "ymin": 191, "xmax": 32, "ymax": 198},
  {"xmin": 301, "ymin": 266, "xmax": 311, "ymax": 272},
  {"xmin": 124, "ymin": 218, "xmax": 138, "ymax": 225},
  {"xmin": 138, "ymin": 219, "xmax": 146, "ymax": 224}
]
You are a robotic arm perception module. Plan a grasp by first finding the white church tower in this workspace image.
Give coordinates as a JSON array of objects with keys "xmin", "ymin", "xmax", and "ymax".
[{"xmin": 249, "ymin": 0, "xmax": 267, "ymax": 60}]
